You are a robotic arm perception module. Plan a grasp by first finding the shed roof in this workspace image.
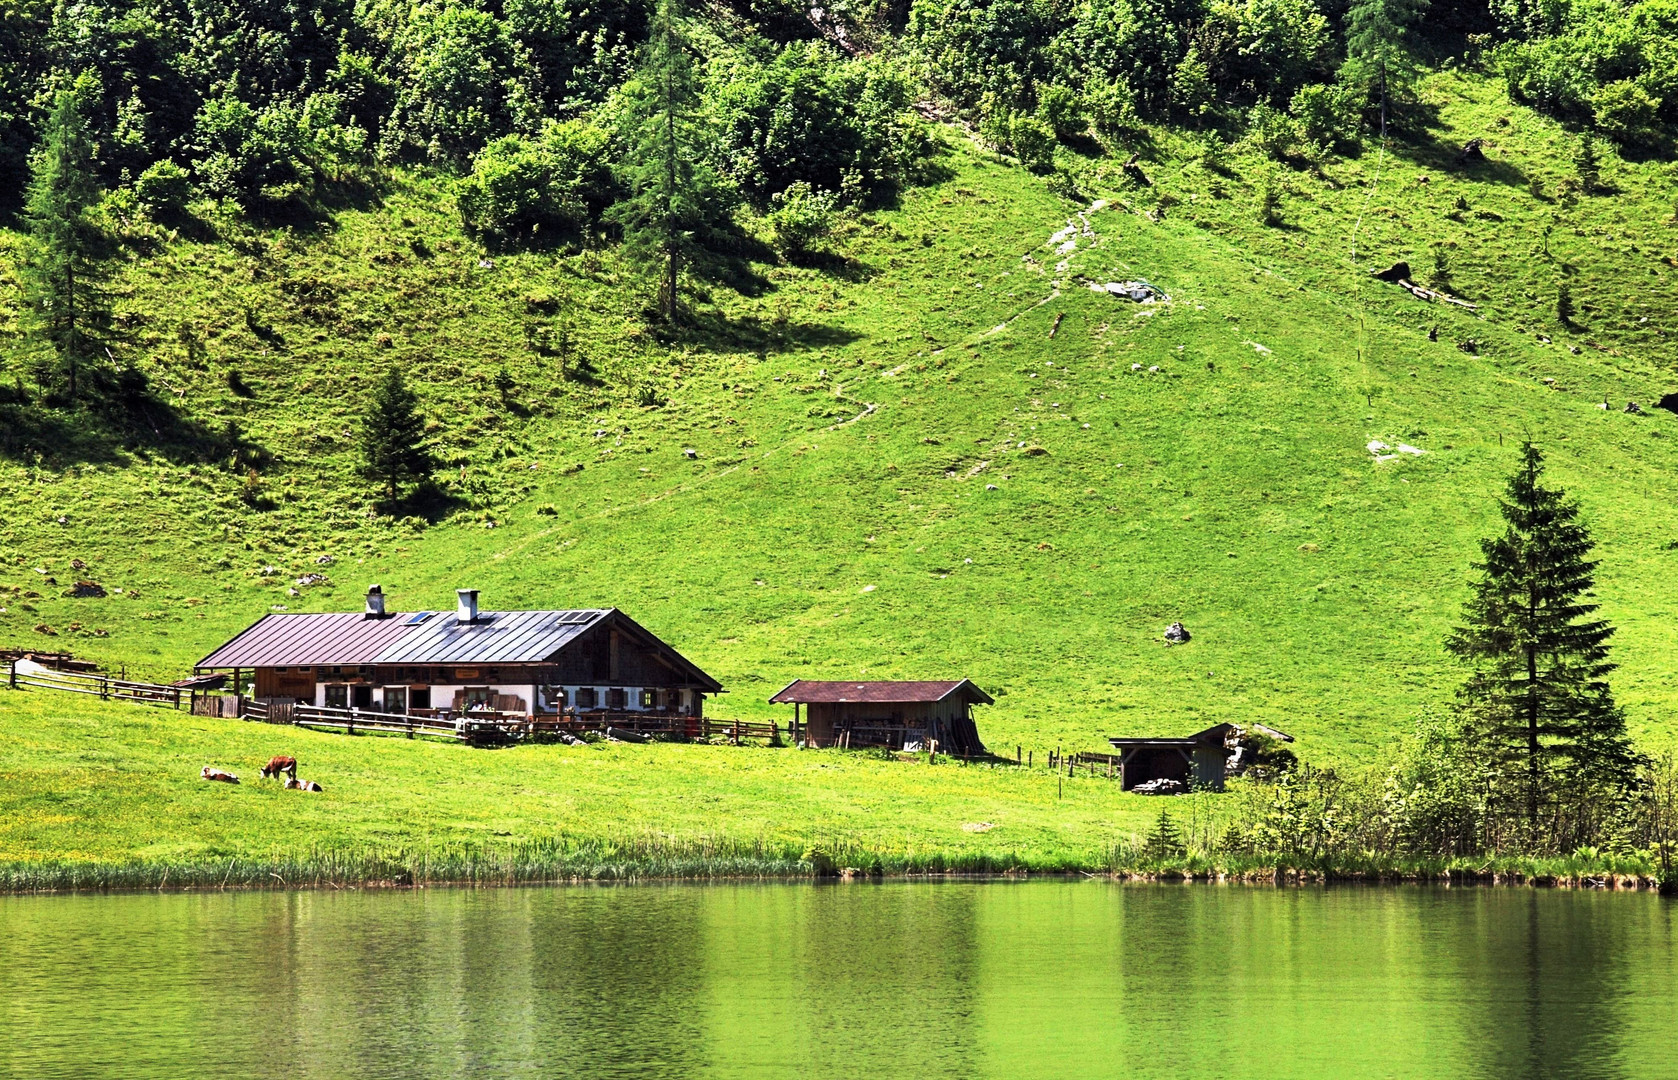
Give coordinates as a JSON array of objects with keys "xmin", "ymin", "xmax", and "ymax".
[
  {"xmin": 195, "ymin": 607, "xmax": 722, "ymax": 691},
  {"xmin": 767, "ymin": 679, "xmax": 994, "ymax": 705},
  {"xmin": 1108, "ymin": 723, "xmax": 1235, "ymax": 750}
]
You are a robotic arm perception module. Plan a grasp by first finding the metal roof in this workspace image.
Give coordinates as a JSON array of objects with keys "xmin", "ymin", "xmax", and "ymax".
[
  {"xmin": 374, "ymin": 608, "xmax": 608, "ymax": 665},
  {"xmin": 768, "ymin": 679, "xmax": 994, "ymax": 705},
  {"xmin": 196, "ymin": 607, "xmax": 723, "ymax": 691},
  {"xmin": 195, "ymin": 611, "xmax": 420, "ymax": 669}
]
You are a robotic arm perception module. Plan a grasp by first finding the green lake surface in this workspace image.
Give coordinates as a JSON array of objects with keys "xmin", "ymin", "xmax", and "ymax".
[{"xmin": 2, "ymin": 882, "xmax": 1675, "ymax": 1079}]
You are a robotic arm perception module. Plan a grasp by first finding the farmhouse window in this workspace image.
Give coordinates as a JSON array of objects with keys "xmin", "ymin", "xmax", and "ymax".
[
  {"xmin": 640, "ymin": 689, "xmax": 654, "ymax": 708},
  {"xmin": 463, "ymin": 686, "xmax": 496, "ymax": 710},
  {"xmin": 324, "ymin": 684, "xmax": 348, "ymax": 709},
  {"xmin": 608, "ymin": 688, "xmax": 627, "ymax": 709},
  {"xmin": 576, "ymin": 687, "xmax": 597, "ymax": 709},
  {"xmin": 382, "ymin": 686, "xmax": 408, "ymax": 713}
]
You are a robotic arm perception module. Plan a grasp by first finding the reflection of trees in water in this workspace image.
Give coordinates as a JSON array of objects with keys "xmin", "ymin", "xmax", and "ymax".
[
  {"xmin": 1448, "ymin": 890, "xmax": 1641, "ymax": 1080},
  {"xmin": 788, "ymin": 884, "xmax": 984, "ymax": 1079},
  {"xmin": 2, "ymin": 885, "xmax": 1674, "ymax": 1079}
]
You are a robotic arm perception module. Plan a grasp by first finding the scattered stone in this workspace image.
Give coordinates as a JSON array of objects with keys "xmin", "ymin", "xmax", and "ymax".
[
  {"xmin": 1367, "ymin": 440, "xmax": 1390, "ymax": 454},
  {"xmin": 295, "ymin": 573, "xmax": 329, "ymax": 587},
  {"xmin": 1164, "ymin": 621, "xmax": 1191, "ymax": 645},
  {"xmin": 1091, "ymin": 280, "xmax": 1167, "ymax": 302},
  {"xmin": 985, "ymin": 483, "xmax": 999, "ymax": 490},
  {"xmin": 70, "ymin": 559, "xmax": 86, "ymax": 570},
  {"xmin": 683, "ymin": 448, "xmax": 698, "ymax": 459},
  {"xmin": 315, "ymin": 554, "xmax": 334, "ymax": 565},
  {"xmin": 962, "ymin": 822, "xmax": 997, "ymax": 832},
  {"xmin": 1457, "ymin": 138, "xmax": 1486, "ymax": 164}
]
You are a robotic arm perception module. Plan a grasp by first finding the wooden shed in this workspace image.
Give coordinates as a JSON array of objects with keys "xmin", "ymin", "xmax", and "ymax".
[
  {"xmin": 768, "ymin": 679, "xmax": 992, "ymax": 755},
  {"xmin": 1108, "ymin": 724, "xmax": 1235, "ymax": 792}
]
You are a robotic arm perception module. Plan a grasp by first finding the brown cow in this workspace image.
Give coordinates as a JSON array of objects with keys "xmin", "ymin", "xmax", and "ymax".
[
  {"xmin": 260, "ymin": 755, "xmax": 298, "ymax": 780},
  {"xmin": 201, "ymin": 766, "xmax": 239, "ymax": 784}
]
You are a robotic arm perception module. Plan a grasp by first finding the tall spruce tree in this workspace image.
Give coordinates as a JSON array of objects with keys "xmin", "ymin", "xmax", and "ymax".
[
  {"xmin": 1447, "ymin": 443, "xmax": 1637, "ymax": 833},
  {"xmin": 20, "ymin": 87, "xmax": 110, "ymax": 402},
  {"xmin": 359, "ymin": 368, "xmax": 434, "ymax": 505},
  {"xmin": 1341, "ymin": 0, "xmax": 1429, "ymax": 126},
  {"xmin": 607, "ymin": 0, "xmax": 729, "ymax": 324}
]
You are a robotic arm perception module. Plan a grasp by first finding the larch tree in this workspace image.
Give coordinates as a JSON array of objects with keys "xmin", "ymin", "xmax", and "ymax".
[
  {"xmin": 1447, "ymin": 443, "xmax": 1638, "ymax": 836},
  {"xmin": 607, "ymin": 0, "xmax": 729, "ymax": 324},
  {"xmin": 1341, "ymin": 0, "xmax": 1429, "ymax": 127},
  {"xmin": 20, "ymin": 87, "xmax": 111, "ymax": 402},
  {"xmin": 359, "ymin": 367, "xmax": 435, "ymax": 505}
]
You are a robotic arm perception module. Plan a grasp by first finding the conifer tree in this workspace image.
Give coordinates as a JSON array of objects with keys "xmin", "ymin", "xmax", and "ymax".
[
  {"xmin": 1447, "ymin": 443, "xmax": 1637, "ymax": 833},
  {"xmin": 20, "ymin": 87, "xmax": 110, "ymax": 402},
  {"xmin": 359, "ymin": 368, "xmax": 434, "ymax": 504},
  {"xmin": 1341, "ymin": 0, "xmax": 1428, "ymax": 126},
  {"xmin": 607, "ymin": 0, "xmax": 729, "ymax": 324}
]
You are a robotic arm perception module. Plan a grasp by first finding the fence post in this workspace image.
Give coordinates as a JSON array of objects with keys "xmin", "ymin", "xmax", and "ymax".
[
  {"xmin": 7, "ymin": 659, "xmax": 15, "ymax": 690},
  {"xmin": 100, "ymin": 677, "xmax": 108, "ymax": 701}
]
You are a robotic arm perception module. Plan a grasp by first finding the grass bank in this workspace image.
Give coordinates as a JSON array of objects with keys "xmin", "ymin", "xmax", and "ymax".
[{"xmin": 0, "ymin": 692, "xmax": 1667, "ymax": 892}]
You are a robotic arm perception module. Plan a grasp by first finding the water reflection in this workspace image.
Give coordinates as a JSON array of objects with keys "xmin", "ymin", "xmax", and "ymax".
[{"xmin": 0, "ymin": 883, "xmax": 1671, "ymax": 1079}]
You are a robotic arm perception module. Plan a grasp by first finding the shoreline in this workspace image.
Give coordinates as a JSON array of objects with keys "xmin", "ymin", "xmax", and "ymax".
[{"xmin": 3, "ymin": 855, "xmax": 1670, "ymax": 896}]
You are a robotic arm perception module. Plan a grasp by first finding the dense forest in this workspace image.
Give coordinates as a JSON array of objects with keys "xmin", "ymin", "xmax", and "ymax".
[{"xmin": 5, "ymin": 0, "xmax": 1678, "ymax": 303}]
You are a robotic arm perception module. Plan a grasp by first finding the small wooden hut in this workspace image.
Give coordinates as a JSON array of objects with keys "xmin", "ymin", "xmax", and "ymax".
[
  {"xmin": 768, "ymin": 679, "xmax": 991, "ymax": 755},
  {"xmin": 1108, "ymin": 723, "xmax": 1234, "ymax": 792}
]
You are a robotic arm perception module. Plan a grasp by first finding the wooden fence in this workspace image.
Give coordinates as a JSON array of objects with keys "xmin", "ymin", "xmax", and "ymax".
[
  {"xmin": 7, "ymin": 659, "xmax": 185, "ymax": 709},
  {"xmin": 6, "ymin": 660, "xmax": 779, "ymax": 749}
]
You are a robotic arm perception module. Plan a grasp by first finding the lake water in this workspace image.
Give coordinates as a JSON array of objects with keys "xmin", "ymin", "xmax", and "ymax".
[{"xmin": 1, "ymin": 882, "xmax": 1674, "ymax": 1079}]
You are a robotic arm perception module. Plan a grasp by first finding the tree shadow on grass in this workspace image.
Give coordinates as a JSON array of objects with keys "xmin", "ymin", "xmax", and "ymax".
[
  {"xmin": 1385, "ymin": 104, "xmax": 1535, "ymax": 189},
  {"xmin": 658, "ymin": 308, "xmax": 862, "ymax": 356},
  {"xmin": 0, "ymin": 370, "xmax": 271, "ymax": 473},
  {"xmin": 784, "ymin": 248, "xmax": 878, "ymax": 282},
  {"xmin": 385, "ymin": 479, "xmax": 468, "ymax": 525}
]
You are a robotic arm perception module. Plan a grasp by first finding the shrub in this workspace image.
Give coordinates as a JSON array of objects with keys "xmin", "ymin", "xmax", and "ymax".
[
  {"xmin": 1288, "ymin": 81, "xmax": 1359, "ymax": 149},
  {"xmin": 1008, "ymin": 113, "xmax": 1057, "ymax": 171},
  {"xmin": 1244, "ymin": 101, "xmax": 1305, "ymax": 159},
  {"xmin": 134, "ymin": 160, "xmax": 193, "ymax": 217},
  {"xmin": 906, "ymin": 0, "xmax": 1056, "ymax": 112},
  {"xmin": 1593, "ymin": 78, "xmax": 1662, "ymax": 143},
  {"xmin": 767, "ymin": 181, "xmax": 840, "ymax": 256},
  {"xmin": 1087, "ymin": 79, "xmax": 1142, "ymax": 144},
  {"xmin": 1037, "ymin": 82, "xmax": 1087, "ymax": 140},
  {"xmin": 710, "ymin": 43, "xmax": 928, "ymax": 206},
  {"xmin": 457, "ymin": 120, "xmax": 617, "ymax": 243}
]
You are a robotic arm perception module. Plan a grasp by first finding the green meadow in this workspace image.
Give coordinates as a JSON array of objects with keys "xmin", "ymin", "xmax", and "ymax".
[{"xmin": 4, "ymin": 68, "xmax": 1678, "ymax": 876}]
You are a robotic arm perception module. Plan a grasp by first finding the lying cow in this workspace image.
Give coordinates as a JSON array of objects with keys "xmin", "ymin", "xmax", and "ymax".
[
  {"xmin": 201, "ymin": 766, "xmax": 239, "ymax": 784},
  {"xmin": 260, "ymin": 755, "xmax": 298, "ymax": 780},
  {"xmin": 284, "ymin": 778, "xmax": 323, "ymax": 792}
]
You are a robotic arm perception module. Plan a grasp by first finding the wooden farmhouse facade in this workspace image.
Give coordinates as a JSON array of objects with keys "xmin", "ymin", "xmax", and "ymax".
[
  {"xmin": 768, "ymin": 679, "xmax": 991, "ymax": 755},
  {"xmin": 195, "ymin": 587, "xmax": 722, "ymax": 720}
]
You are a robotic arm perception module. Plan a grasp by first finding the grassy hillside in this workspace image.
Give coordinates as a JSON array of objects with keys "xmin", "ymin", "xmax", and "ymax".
[{"xmin": 4, "ymin": 68, "xmax": 1678, "ymax": 874}]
